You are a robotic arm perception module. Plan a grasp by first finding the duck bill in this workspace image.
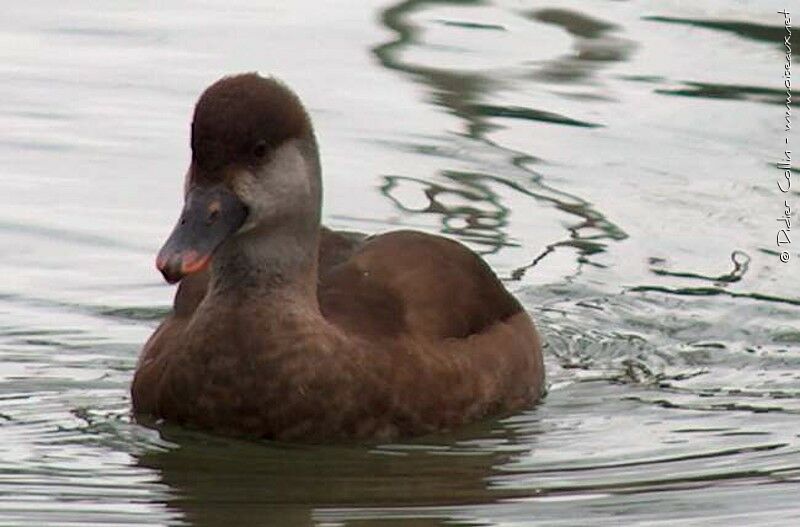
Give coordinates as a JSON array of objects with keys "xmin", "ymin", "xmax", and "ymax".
[{"xmin": 156, "ymin": 184, "xmax": 248, "ymax": 284}]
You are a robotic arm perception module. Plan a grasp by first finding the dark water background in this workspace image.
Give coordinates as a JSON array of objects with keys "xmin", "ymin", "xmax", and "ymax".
[{"xmin": 1, "ymin": 0, "xmax": 798, "ymax": 525}]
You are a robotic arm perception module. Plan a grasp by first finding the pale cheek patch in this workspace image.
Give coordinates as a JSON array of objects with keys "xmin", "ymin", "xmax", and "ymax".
[
  {"xmin": 229, "ymin": 141, "xmax": 313, "ymax": 234},
  {"xmin": 231, "ymin": 172, "xmax": 259, "ymax": 233},
  {"xmin": 231, "ymin": 172, "xmax": 258, "ymax": 203},
  {"xmin": 268, "ymin": 144, "xmax": 312, "ymax": 203}
]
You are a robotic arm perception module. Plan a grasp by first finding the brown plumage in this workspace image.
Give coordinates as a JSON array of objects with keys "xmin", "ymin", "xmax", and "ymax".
[{"xmin": 131, "ymin": 73, "xmax": 545, "ymax": 442}]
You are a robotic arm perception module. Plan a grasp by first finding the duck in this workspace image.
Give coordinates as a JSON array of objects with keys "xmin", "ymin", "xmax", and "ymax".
[{"xmin": 131, "ymin": 73, "xmax": 545, "ymax": 441}]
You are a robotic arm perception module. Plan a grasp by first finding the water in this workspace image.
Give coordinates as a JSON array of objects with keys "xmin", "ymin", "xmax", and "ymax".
[{"xmin": 1, "ymin": 0, "xmax": 798, "ymax": 525}]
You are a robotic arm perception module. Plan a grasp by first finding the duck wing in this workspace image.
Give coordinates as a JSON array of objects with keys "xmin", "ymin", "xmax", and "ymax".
[{"xmin": 317, "ymin": 230, "xmax": 523, "ymax": 340}]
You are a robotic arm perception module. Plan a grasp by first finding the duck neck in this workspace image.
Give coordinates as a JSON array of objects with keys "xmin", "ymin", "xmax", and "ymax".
[{"xmin": 209, "ymin": 224, "xmax": 320, "ymax": 310}]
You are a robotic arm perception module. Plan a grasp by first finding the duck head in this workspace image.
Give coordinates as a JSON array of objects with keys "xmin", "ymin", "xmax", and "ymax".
[{"xmin": 156, "ymin": 73, "xmax": 321, "ymax": 284}]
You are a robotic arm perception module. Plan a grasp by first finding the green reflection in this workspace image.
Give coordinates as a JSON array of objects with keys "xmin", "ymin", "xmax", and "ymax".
[
  {"xmin": 655, "ymin": 82, "xmax": 799, "ymax": 106},
  {"xmin": 628, "ymin": 285, "xmax": 800, "ymax": 307},
  {"xmin": 373, "ymin": 0, "xmax": 627, "ymax": 271},
  {"xmin": 643, "ymin": 16, "xmax": 787, "ymax": 46},
  {"xmin": 530, "ymin": 8, "xmax": 617, "ymax": 39},
  {"xmin": 649, "ymin": 251, "xmax": 751, "ymax": 286},
  {"xmin": 471, "ymin": 104, "xmax": 602, "ymax": 128},
  {"xmin": 382, "ymin": 172, "xmax": 515, "ymax": 253},
  {"xmin": 526, "ymin": 8, "xmax": 635, "ymax": 82}
]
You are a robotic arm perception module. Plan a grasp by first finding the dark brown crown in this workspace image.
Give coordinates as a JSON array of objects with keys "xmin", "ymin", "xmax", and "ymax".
[{"xmin": 190, "ymin": 73, "xmax": 312, "ymax": 172}]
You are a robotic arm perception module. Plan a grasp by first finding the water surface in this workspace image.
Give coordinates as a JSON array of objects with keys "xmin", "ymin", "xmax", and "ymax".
[{"xmin": 1, "ymin": 0, "xmax": 798, "ymax": 525}]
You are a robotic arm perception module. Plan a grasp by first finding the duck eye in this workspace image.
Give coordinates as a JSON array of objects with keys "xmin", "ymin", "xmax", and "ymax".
[{"xmin": 252, "ymin": 140, "xmax": 267, "ymax": 159}]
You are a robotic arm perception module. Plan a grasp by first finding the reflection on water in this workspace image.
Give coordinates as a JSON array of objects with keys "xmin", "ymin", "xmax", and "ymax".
[
  {"xmin": 643, "ymin": 15, "xmax": 788, "ymax": 46},
  {"xmin": 655, "ymin": 81, "xmax": 798, "ymax": 106},
  {"xmin": 382, "ymin": 173, "xmax": 515, "ymax": 253},
  {"xmin": 375, "ymin": 0, "xmax": 626, "ymax": 271},
  {"xmin": 528, "ymin": 8, "xmax": 635, "ymax": 82},
  {"xmin": 138, "ymin": 427, "xmax": 519, "ymax": 527},
  {"xmin": 1, "ymin": 0, "xmax": 799, "ymax": 525},
  {"xmin": 649, "ymin": 250, "xmax": 750, "ymax": 285}
]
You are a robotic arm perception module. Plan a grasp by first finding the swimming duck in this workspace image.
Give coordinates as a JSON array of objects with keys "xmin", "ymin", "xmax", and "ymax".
[{"xmin": 131, "ymin": 73, "xmax": 545, "ymax": 441}]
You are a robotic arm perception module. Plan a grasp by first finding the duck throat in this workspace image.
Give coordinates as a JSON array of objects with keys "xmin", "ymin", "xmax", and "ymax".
[
  {"xmin": 209, "ymin": 224, "xmax": 320, "ymax": 305},
  {"xmin": 208, "ymin": 134, "xmax": 323, "ymax": 304}
]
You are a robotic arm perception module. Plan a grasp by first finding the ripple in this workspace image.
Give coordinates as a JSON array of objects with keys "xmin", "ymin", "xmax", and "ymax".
[
  {"xmin": 643, "ymin": 16, "xmax": 787, "ymax": 46},
  {"xmin": 1, "ymin": 0, "xmax": 798, "ymax": 525},
  {"xmin": 655, "ymin": 82, "xmax": 798, "ymax": 107}
]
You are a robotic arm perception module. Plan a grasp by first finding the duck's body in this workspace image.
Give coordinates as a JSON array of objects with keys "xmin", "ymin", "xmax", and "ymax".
[{"xmin": 132, "ymin": 74, "xmax": 544, "ymax": 441}]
